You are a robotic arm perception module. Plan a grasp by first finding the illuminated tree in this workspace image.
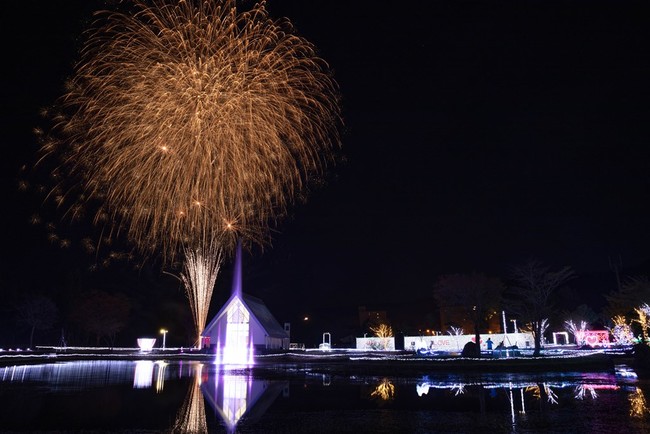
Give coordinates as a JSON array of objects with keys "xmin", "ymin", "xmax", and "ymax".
[
  {"xmin": 609, "ymin": 315, "xmax": 634, "ymax": 346},
  {"xmin": 633, "ymin": 304, "xmax": 650, "ymax": 343},
  {"xmin": 521, "ymin": 318, "xmax": 549, "ymax": 351},
  {"xmin": 563, "ymin": 320, "xmax": 588, "ymax": 346},
  {"xmin": 370, "ymin": 323, "xmax": 393, "ymax": 350},
  {"xmin": 370, "ymin": 323, "xmax": 393, "ymax": 338},
  {"xmin": 447, "ymin": 326, "xmax": 464, "ymax": 352},
  {"xmin": 506, "ymin": 260, "xmax": 574, "ymax": 356}
]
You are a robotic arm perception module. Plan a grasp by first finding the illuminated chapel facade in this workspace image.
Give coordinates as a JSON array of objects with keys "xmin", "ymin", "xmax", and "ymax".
[{"xmin": 201, "ymin": 293, "xmax": 290, "ymax": 351}]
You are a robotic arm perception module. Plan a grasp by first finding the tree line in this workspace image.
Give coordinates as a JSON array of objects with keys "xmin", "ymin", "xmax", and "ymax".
[{"xmin": 433, "ymin": 259, "xmax": 650, "ymax": 357}]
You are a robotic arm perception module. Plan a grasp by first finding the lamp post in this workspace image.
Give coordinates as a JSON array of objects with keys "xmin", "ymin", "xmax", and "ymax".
[{"xmin": 160, "ymin": 329, "xmax": 168, "ymax": 350}]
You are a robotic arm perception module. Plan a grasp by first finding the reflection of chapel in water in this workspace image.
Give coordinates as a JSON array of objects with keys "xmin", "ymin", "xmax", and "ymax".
[{"xmin": 201, "ymin": 372, "xmax": 288, "ymax": 432}]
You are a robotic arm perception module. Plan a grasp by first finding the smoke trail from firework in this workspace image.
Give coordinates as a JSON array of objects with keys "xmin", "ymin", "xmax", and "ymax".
[{"xmin": 41, "ymin": 0, "xmax": 341, "ymax": 341}]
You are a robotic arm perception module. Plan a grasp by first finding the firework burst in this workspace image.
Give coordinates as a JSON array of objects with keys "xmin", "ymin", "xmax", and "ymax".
[
  {"xmin": 41, "ymin": 0, "xmax": 341, "ymax": 343},
  {"xmin": 43, "ymin": 0, "xmax": 341, "ymax": 262}
]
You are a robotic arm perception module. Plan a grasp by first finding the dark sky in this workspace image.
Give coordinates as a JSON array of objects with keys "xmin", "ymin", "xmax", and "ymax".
[{"xmin": 3, "ymin": 1, "xmax": 650, "ymax": 332}]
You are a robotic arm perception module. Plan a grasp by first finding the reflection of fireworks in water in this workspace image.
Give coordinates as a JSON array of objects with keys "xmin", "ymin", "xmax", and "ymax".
[
  {"xmin": 172, "ymin": 364, "xmax": 208, "ymax": 434},
  {"xmin": 41, "ymin": 0, "xmax": 341, "ymax": 340}
]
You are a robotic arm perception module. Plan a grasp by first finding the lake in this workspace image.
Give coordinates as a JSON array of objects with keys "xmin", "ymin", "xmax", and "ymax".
[{"xmin": 1, "ymin": 358, "xmax": 649, "ymax": 433}]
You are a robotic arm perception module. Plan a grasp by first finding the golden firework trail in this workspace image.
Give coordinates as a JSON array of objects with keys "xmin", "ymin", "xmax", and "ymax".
[
  {"xmin": 181, "ymin": 242, "xmax": 222, "ymax": 345},
  {"xmin": 43, "ymin": 0, "xmax": 341, "ymax": 261},
  {"xmin": 172, "ymin": 363, "xmax": 208, "ymax": 433},
  {"xmin": 41, "ymin": 0, "xmax": 341, "ymax": 342}
]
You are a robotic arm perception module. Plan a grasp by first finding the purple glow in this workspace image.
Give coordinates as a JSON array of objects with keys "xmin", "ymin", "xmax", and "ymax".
[
  {"xmin": 215, "ymin": 241, "xmax": 254, "ymax": 367},
  {"xmin": 232, "ymin": 240, "xmax": 242, "ymax": 300}
]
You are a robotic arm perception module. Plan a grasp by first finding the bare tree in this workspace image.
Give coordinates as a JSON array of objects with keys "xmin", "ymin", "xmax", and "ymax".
[
  {"xmin": 70, "ymin": 290, "xmax": 131, "ymax": 346},
  {"xmin": 434, "ymin": 273, "xmax": 503, "ymax": 357},
  {"xmin": 605, "ymin": 276, "xmax": 650, "ymax": 319},
  {"xmin": 506, "ymin": 260, "xmax": 574, "ymax": 356},
  {"xmin": 14, "ymin": 295, "xmax": 59, "ymax": 348}
]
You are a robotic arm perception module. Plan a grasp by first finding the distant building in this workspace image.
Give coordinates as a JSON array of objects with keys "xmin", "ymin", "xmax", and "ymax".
[
  {"xmin": 358, "ymin": 305, "xmax": 388, "ymax": 328},
  {"xmin": 202, "ymin": 292, "xmax": 290, "ymax": 351}
]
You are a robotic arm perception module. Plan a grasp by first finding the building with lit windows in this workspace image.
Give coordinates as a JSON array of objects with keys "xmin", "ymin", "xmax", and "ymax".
[{"xmin": 202, "ymin": 293, "xmax": 290, "ymax": 351}]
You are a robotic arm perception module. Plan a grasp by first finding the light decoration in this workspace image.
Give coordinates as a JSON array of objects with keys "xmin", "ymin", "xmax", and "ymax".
[
  {"xmin": 133, "ymin": 360, "xmax": 154, "ymax": 388},
  {"xmin": 370, "ymin": 324, "xmax": 393, "ymax": 338},
  {"xmin": 414, "ymin": 377, "xmax": 625, "ymax": 412},
  {"xmin": 616, "ymin": 365, "xmax": 638, "ymax": 379},
  {"xmin": 564, "ymin": 320, "xmax": 588, "ymax": 345},
  {"xmin": 633, "ymin": 304, "xmax": 650, "ymax": 343},
  {"xmin": 525, "ymin": 384, "xmax": 558, "ymax": 404},
  {"xmin": 451, "ymin": 384, "xmax": 466, "ymax": 396},
  {"xmin": 416, "ymin": 383, "xmax": 430, "ymax": 397},
  {"xmin": 405, "ymin": 331, "xmax": 533, "ymax": 353},
  {"xmin": 545, "ymin": 384, "xmax": 559, "ymax": 405},
  {"xmin": 508, "ymin": 384, "xmax": 516, "ymax": 425},
  {"xmin": 522, "ymin": 318, "xmax": 549, "ymax": 341},
  {"xmin": 574, "ymin": 330, "xmax": 611, "ymax": 347},
  {"xmin": 448, "ymin": 326, "xmax": 464, "ymax": 352},
  {"xmin": 629, "ymin": 387, "xmax": 650, "ymax": 418},
  {"xmin": 154, "ymin": 361, "xmax": 168, "ymax": 393},
  {"xmin": 370, "ymin": 378, "xmax": 395, "ymax": 401},
  {"xmin": 552, "ymin": 331, "xmax": 569, "ymax": 345},
  {"xmin": 610, "ymin": 315, "xmax": 635, "ymax": 346},
  {"xmin": 319, "ymin": 332, "xmax": 332, "ymax": 351},
  {"xmin": 137, "ymin": 338, "xmax": 157, "ymax": 352},
  {"xmin": 574, "ymin": 384, "xmax": 598, "ymax": 400}
]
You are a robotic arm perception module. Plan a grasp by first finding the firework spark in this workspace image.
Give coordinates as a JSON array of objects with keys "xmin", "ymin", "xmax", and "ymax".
[
  {"xmin": 42, "ymin": 0, "xmax": 341, "ymax": 342},
  {"xmin": 180, "ymin": 242, "xmax": 223, "ymax": 345},
  {"xmin": 44, "ymin": 0, "xmax": 341, "ymax": 259}
]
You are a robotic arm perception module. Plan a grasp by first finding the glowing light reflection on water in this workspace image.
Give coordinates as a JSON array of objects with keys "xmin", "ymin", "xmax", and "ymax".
[{"xmin": 0, "ymin": 361, "xmax": 648, "ymax": 433}]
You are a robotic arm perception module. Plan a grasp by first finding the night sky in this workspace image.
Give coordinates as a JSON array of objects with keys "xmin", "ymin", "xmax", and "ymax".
[{"xmin": 2, "ymin": 1, "xmax": 650, "ymax": 344}]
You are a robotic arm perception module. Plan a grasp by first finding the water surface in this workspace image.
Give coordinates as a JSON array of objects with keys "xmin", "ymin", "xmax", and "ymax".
[{"xmin": 1, "ymin": 360, "xmax": 648, "ymax": 433}]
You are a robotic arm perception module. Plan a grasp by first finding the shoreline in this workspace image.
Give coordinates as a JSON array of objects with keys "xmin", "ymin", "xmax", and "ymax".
[{"xmin": 0, "ymin": 347, "xmax": 623, "ymax": 376}]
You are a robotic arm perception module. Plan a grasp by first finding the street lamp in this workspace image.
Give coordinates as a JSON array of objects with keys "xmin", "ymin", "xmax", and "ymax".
[
  {"xmin": 160, "ymin": 329, "xmax": 168, "ymax": 350},
  {"xmin": 510, "ymin": 319, "xmax": 518, "ymax": 334}
]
